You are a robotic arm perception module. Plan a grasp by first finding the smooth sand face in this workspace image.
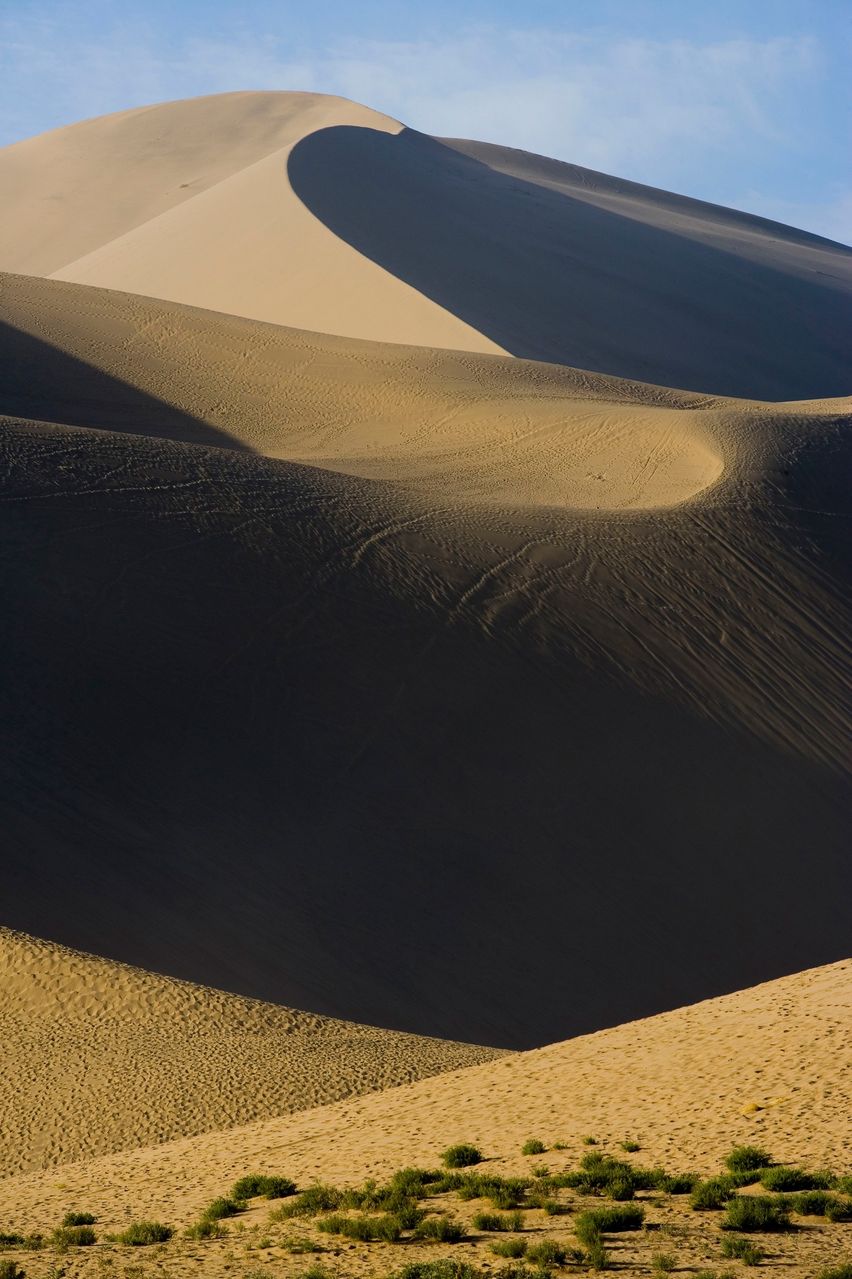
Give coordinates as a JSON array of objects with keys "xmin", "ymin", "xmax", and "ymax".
[
  {"xmin": 1, "ymin": 269, "xmax": 849, "ymax": 1049},
  {"xmin": 1, "ymin": 91, "xmax": 850, "ymax": 398},
  {"xmin": 0, "ymin": 960, "xmax": 847, "ymax": 1278},
  {"xmin": 0, "ymin": 928, "xmax": 503, "ymax": 1177}
]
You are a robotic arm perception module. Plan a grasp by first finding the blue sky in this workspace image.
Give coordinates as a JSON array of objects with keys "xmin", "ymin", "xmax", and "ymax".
[{"xmin": 2, "ymin": 0, "xmax": 850, "ymax": 242}]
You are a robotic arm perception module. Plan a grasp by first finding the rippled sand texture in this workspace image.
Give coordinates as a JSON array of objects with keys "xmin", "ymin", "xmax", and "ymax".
[{"xmin": 0, "ymin": 928, "xmax": 504, "ymax": 1177}]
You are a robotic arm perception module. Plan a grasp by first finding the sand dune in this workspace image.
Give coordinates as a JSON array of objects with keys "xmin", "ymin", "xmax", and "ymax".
[
  {"xmin": 1, "ymin": 268, "xmax": 849, "ymax": 1049},
  {"xmin": 0, "ymin": 928, "xmax": 502, "ymax": 1177},
  {"xmin": 1, "ymin": 91, "xmax": 851, "ymax": 397},
  {"xmin": 0, "ymin": 960, "xmax": 847, "ymax": 1271}
]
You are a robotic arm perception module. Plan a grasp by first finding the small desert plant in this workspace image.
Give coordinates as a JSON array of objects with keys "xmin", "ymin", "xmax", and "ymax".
[
  {"xmin": 185, "ymin": 1218, "xmax": 225, "ymax": 1240},
  {"xmin": 790, "ymin": 1189, "xmax": 834, "ymax": 1215},
  {"xmin": 202, "ymin": 1196, "xmax": 245, "ymax": 1221},
  {"xmin": 118, "ymin": 1220, "xmax": 174, "ymax": 1245},
  {"xmin": 51, "ymin": 1226, "xmax": 96, "ymax": 1247},
  {"xmin": 725, "ymin": 1147, "xmax": 772, "ymax": 1174},
  {"xmin": 0, "ymin": 1235, "xmax": 24, "ymax": 1247},
  {"xmin": 491, "ymin": 1239, "xmax": 528, "ymax": 1258},
  {"xmin": 274, "ymin": 1184, "xmax": 343, "ymax": 1217},
  {"xmin": 0, "ymin": 1263, "xmax": 25, "ymax": 1279},
  {"xmin": 414, "ymin": 1216, "xmax": 467, "ymax": 1243},
  {"xmin": 620, "ymin": 1141, "xmax": 641, "ymax": 1153},
  {"xmin": 720, "ymin": 1195, "xmax": 792, "ymax": 1232},
  {"xmin": 526, "ymin": 1240, "xmax": 567, "ymax": 1267},
  {"xmin": 317, "ymin": 1212, "xmax": 402, "ymax": 1242},
  {"xmin": 302, "ymin": 1267, "xmax": 335, "ymax": 1279},
  {"xmin": 473, "ymin": 1211, "xmax": 523, "ymax": 1232},
  {"xmin": 836, "ymin": 1176, "xmax": 852, "ymax": 1195},
  {"xmin": 232, "ymin": 1173, "xmax": 296, "ymax": 1200},
  {"xmin": 816, "ymin": 1267, "xmax": 852, "ymax": 1279},
  {"xmin": 826, "ymin": 1198, "xmax": 852, "ymax": 1222},
  {"xmin": 582, "ymin": 1137, "xmax": 598, "ymax": 1146},
  {"xmin": 759, "ymin": 1166, "xmax": 816, "ymax": 1192},
  {"xmin": 660, "ymin": 1172, "xmax": 700, "ymax": 1194},
  {"xmin": 690, "ymin": 1178, "xmax": 735, "ymax": 1210},
  {"xmin": 442, "ymin": 1144, "xmax": 483, "ymax": 1169},
  {"xmin": 720, "ymin": 1236, "xmax": 765, "ymax": 1265},
  {"xmin": 60, "ymin": 1212, "xmax": 95, "ymax": 1227},
  {"xmin": 574, "ymin": 1204, "xmax": 644, "ymax": 1234},
  {"xmin": 394, "ymin": 1263, "xmax": 481, "ymax": 1279},
  {"xmin": 521, "ymin": 1139, "xmax": 547, "ymax": 1156},
  {"xmin": 583, "ymin": 1237, "xmax": 611, "ymax": 1271},
  {"xmin": 652, "ymin": 1255, "xmax": 677, "ymax": 1274}
]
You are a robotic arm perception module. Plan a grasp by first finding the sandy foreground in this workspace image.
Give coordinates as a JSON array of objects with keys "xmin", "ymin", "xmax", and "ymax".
[
  {"xmin": 0, "ymin": 927, "xmax": 503, "ymax": 1177},
  {"xmin": 0, "ymin": 959, "xmax": 848, "ymax": 1276}
]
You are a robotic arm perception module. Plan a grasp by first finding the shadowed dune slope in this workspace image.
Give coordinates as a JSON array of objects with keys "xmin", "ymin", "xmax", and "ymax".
[
  {"xmin": 1, "ymin": 91, "xmax": 850, "ymax": 397},
  {"xmin": 0, "ymin": 928, "xmax": 503, "ymax": 1177},
  {"xmin": 0, "ymin": 961, "xmax": 847, "ymax": 1228},
  {"xmin": 0, "ymin": 274, "xmax": 849, "ymax": 1049}
]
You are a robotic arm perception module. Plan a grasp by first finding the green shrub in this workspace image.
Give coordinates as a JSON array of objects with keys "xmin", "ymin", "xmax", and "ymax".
[
  {"xmin": 185, "ymin": 1218, "xmax": 226, "ymax": 1240},
  {"xmin": 202, "ymin": 1197, "xmax": 245, "ymax": 1221},
  {"xmin": 394, "ymin": 1264, "xmax": 482, "ymax": 1279},
  {"xmin": 652, "ymin": 1256, "xmax": 677, "ymax": 1274},
  {"xmin": 660, "ymin": 1172, "xmax": 700, "ymax": 1194},
  {"xmin": 816, "ymin": 1267, "xmax": 852, "ymax": 1279},
  {"xmin": 232, "ymin": 1174, "xmax": 296, "ymax": 1200},
  {"xmin": 826, "ymin": 1198, "xmax": 852, "ymax": 1223},
  {"xmin": 725, "ymin": 1147, "xmax": 772, "ymax": 1174},
  {"xmin": 491, "ymin": 1239, "xmax": 528, "ymax": 1259},
  {"xmin": 119, "ymin": 1221, "xmax": 174, "ymax": 1245},
  {"xmin": 526, "ymin": 1240, "xmax": 567, "ymax": 1267},
  {"xmin": 836, "ymin": 1176, "xmax": 852, "ymax": 1196},
  {"xmin": 473, "ymin": 1211, "xmax": 523, "ymax": 1233},
  {"xmin": 0, "ymin": 1236, "xmax": 24, "ymax": 1248},
  {"xmin": 584, "ymin": 1239, "xmax": 611, "ymax": 1271},
  {"xmin": 693, "ymin": 1273, "xmax": 735, "ymax": 1279},
  {"xmin": 720, "ymin": 1196, "xmax": 792, "ymax": 1232},
  {"xmin": 582, "ymin": 1137, "xmax": 597, "ymax": 1146},
  {"xmin": 274, "ymin": 1185, "xmax": 343, "ymax": 1217},
  {"xmin": 442, "ymin": 1145, "xmax": 483, "ymax": 1169},
  {"xmin": 690, "ymin": 1178, "xmax": 735, "ymax": 1210},
  {"xmin": 316, "ymin": 1213, "xmax": 402, "ymax": 1242},
  {"xmin": 720, "ymin": 1236, "xmax": 765, "ymax": 1265},
  {"xmin": 521, "ymin": 1140, "xmax": 546, "ymax": 1157},
  {"xmin": 61, "ymin": 1212, "xmax": 95, "ymax": 1227},
  {"xmin": 791, "ymin": 1190, "xmax": 835, "ymax": 1216},
  {"xmin": 388, "ymin": 1168, "xmax": 444, "ymax": 1197},
  {"xmin": 620, "ymin": 1141, "xmax": 641, "ymax": 1153},
  {"xmin": 0, "ymin": 1263, "xmax": 25, "ymax": 1279},
  {"xmin": 759, "ymin": 1166, "xmax": 816, "ymax": 1192},
  {"xmin": 575, "ymin": 1204, "xmax": 643, "ymax": 1234},
  {"xmin": 414, "ymin": 1216, "xmax": 466, "ymax": 1243},
  {"xmin": 52, "ymin": 1225, "xmax": 96, "ymax": 1247}
]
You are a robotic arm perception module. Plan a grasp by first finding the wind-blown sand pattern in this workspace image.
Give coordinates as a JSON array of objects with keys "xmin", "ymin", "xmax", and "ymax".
[
  {"xmin": 0, "ymin": 961, "xmax": 847, "ymax": 1278},
  {"xmin": 0, "ymin": 928, "xmax": 503, "ymax": 1177}
]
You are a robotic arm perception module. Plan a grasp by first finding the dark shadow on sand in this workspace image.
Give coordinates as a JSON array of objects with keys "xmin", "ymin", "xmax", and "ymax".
[
  {"xmin": 288, "ymin": 126, "xmax": 852, "ymax": 400},
  {"xmin": 0, "ymin": 319, "xmax": 253, "ymax": 451}
]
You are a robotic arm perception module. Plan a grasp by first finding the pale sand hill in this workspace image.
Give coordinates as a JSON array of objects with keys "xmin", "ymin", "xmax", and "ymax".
[
  {"xmin": 0, "ymin": 961, "xmax": 848, "ymax": 1279},
  {"xmin": 1, "ymin": 91, "xmax": 850, "ymax": 398},
  {"xmin": 0, "ymin": 272, "xmax": 849, "ymax": 1049},
  {"xmin": 0, "ymin": 929, "xmax": 503, "ymax": 1178}
]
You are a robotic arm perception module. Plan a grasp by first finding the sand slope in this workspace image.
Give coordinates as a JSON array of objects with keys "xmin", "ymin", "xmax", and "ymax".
[
  {"xmin": 0, "ymin": 272, "xmax": 849, "ymax": 1049},
  {"xmin": 0, "ymin": 960, "xmax": 847, "ymax": 1235},
  {"xmin": 1, "ymin": 91, "xmax": 850, "ymax": 397},
  {"xmin": 0, "ymin": 927, "xmax": 502, "ymax": 1177}
]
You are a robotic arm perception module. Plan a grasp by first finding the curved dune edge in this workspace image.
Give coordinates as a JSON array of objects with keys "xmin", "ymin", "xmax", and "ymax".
[
  {"xmin": 2, "ymin": 90, "xmax": 850, "ymax": 399},
  {"xmin": 0, "ymin": 960, "xmax": 847, "ymax": 1229},
  {"xmin": 0, "ymin": 272, "xmax": 733, "ymax": 512},
  {"xmin": 0, "ymin": 927, "xmax": 504, "ymax": 1178}
]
